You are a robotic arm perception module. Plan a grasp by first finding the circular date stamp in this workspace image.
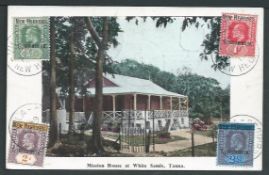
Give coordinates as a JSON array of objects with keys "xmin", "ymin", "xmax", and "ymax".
[
  {"xmin": 230, "ymin": 114, "xmax": 262, "ymax": 160},
  {"xmin": 8, "ymin": 103, "xmax": 43, "ymax": 135},
  {"xmin": 211, "ymin": 45, "xmax": 259, "ymax": 76}
]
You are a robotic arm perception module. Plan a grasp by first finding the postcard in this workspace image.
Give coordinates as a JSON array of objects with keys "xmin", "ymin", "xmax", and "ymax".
[{"xmin": 6, "ymin": 6, "xmax": 263, "ymax": 170}]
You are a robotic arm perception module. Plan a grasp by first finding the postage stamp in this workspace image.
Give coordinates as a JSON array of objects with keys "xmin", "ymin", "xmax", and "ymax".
[
  {"xmin": 217, "ymin": 123, "xmax": 255, "ymax": 166},
  {"xmin": 8, "ymin": 121, "xmax": 49, "ymax": 167},
  {"xmin": 219, "ymin": 13, "xmax": 257, "ymax": 57},
  {"xmin": 13, "ymin": 17, "xmax": 50, "ymax": 60}
]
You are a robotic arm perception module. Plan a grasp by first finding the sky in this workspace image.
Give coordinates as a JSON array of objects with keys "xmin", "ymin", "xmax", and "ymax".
[{"xmin": 107, "ymin": 17, "xmax": 230, "ymax": 89}]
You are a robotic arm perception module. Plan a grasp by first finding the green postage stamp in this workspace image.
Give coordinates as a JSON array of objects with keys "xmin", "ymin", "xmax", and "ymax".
[{"xmin": 13, "ymin": 17, "xmax": 50, "ymax": 60}]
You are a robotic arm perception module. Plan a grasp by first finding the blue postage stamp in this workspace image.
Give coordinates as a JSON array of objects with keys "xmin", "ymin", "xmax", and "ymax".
[{"xmin": 217, "ymin": 123, "xmax": 255, "ymax": 166}]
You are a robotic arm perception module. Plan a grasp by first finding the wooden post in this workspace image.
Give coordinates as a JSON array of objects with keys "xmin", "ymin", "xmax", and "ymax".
[
  {"xmin": 58, "ymin": 123, "xmax": 61, "ymax": 140},
  {"xmin": 212, "ymin": 129, "xmax": 215, "ymax": 143},
  {"xmin": 134, "ymin": 94, "xmax": 137, "ymax": 126},
  {"xmin": 152, "ymin": 110, "xmax": 155, "ymax": 152},
  {"xmin": 112, "ymin": 95, "xmax": 116, "ymax": 118},
  {"xmin": 82, "ymin": 96, "xmax": 84, "ymax": 112},
  {"xmin": 131, "ymin": 128, "xmax": 133, "ymax": 152},
  {"xmin": 144, "ymin": 111, "xmax": 147, "ymax": 153},
  {"xmin": 147, "ymin": 95, "xmax": 151, "ymax": 110},
  {"xmin": 170, "ymin": 96, "xmax": 173, "ymax": 110},
  {"xmin": 133, "ymin": 94, "xmax": 137, "ymax": 110},
  {"xmin": 160, "ymin": 96, "xmax": 163, "ymax": 110},
  {"xmin": 145, "ymin": 129, "xmax": 151, "ymax": 153},
  {"xmin": 178, "ymin": 97, "xmax": 181, "ymax": 110},
  {"xmin": 191, "ymin": 130, "xmax": 195, "ymax": 157},
  {"xmin": 119, "ymin": 111, "xmax": 123, "ymax": 149}
]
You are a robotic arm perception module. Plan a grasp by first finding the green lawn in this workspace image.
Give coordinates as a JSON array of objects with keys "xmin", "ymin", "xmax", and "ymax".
[{"xmin": 167, "ymin": 142, "xmax": 217, "ymax": 157}]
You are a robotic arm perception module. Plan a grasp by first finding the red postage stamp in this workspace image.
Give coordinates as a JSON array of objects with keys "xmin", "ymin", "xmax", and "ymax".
[{"xmin": 219, "ymin": 13, "xmax": 257, "ymax": 57}]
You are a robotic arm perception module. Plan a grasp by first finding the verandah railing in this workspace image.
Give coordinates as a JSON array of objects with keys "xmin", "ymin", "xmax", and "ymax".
[{"xmin": 102, "ymin": 110, "xmax": 188, "ymax": 121}]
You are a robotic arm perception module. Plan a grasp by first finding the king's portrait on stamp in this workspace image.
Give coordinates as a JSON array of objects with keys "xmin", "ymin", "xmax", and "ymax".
[{"xmin": 20, "ymin": 132, "xmax": 37, "ymax": 151}]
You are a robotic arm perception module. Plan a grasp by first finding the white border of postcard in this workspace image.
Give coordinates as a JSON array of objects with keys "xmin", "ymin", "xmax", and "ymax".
[{"xmin": 6, "ymin": 6, "xmax": 263, "ymax": 170}]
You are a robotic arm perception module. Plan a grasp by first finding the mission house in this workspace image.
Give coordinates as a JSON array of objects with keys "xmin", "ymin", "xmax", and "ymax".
[{"xmin": 45, "ymin": 74, "xmax": 189, "ymax": 133}]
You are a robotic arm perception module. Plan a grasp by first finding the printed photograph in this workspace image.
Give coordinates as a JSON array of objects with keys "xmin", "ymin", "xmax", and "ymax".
[{"xmin": 42, "ymin": 16, "xmax": 230, "ymax": 157}]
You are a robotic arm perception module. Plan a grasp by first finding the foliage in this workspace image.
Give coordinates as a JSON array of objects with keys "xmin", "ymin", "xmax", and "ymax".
[
  {"xmin": 156, "ymin": 131, "xmax": 171, "ymax": 139},
  {"xmin": 110, "ymin": 59, "xmax": 230, "ymax": 119},
  {"xmin": 43, "ymin": 17, "xmax": 122, "ymax": 100}
]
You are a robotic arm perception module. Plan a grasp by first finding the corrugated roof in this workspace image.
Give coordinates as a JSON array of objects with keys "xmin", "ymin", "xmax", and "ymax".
[{"xmin": 87, "ymin": 74, "xmax": 186, "ymax": 97}]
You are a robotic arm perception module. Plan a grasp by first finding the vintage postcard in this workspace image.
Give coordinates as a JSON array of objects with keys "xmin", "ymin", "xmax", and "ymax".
[{"xmin": 6, "ymin": 6, "xmax": 263, "ymax": 170}]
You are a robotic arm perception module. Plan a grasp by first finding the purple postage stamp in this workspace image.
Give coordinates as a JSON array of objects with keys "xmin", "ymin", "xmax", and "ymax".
[
  {"xmin": 217, "ymin": 123, "xmax": 255, "ymax": 166},
  {"xmin": 8, "ymin": 121, "xmax": 49, "ymax": 167}
]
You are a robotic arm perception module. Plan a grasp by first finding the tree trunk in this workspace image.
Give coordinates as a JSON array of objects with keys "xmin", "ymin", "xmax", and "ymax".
[
  {"xmin": 92, "ymin": 49, "xmax": 105, "ymax": 154},
  {"xmin": 48, "ymin": 17, "xmax": 58, "ymax": 148},
  {"xmin": 92, "ymin": 17, "xmax": 109, "ymax": 154},
  {"xmin": 68, "ymin": 31, "xmax": 75, "ymax": 136}
]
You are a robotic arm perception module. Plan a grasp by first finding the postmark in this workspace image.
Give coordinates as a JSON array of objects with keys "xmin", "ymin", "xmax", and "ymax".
[
  {"xmin": 230, "ymin": 114, "xmax": 262, "ymax": 160},
  {"xmin": 9, "ymin": 103, "xmax": 43, "ymax": 135},
  {"xmin": 8, "ymin": 121, "xmax": 49, "ymax": 167},
  {"xmin": 217, "ymin": 123, "xmax": 255, "ymax": 166},
  {"xmin": 211, "ymin": 45, "xmax": 259, "ymax": 76},
  {"xmin": 219, "ymin": 13, "xmax": 257, "ymax": 57},
  {"xmin": 8, "ymin": 29, "xmax": 42, "ymax": 76},
  {"xmin": 7, "ymin": 57, "xmax": 42, "ymax": 76},
  {"xmin": 13, "ymin": 17, "xmax": 50, "ymax": 60}
]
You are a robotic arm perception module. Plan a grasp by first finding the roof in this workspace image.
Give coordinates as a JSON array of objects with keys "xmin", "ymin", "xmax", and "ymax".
[{"xmin": 87, "ymin": 74, "xmax": 186, "ymax": 97}]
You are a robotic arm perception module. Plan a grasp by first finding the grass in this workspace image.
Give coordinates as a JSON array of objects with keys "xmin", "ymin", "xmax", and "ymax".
[{"xmin": 167, "ymin": 142, "xmax": 217, "ymax": 157}]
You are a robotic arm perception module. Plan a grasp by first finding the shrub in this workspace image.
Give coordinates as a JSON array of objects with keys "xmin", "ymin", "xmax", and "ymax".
[
  {"xmin": 157, "ymin": 131, "xmax": 171, "ymax": 139},
  {"xmin": 51, "ymin": 143, "xmax": 87, "ymax": 157}
]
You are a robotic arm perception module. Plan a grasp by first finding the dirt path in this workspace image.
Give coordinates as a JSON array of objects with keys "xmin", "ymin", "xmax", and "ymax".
[{"xmin": 153, "ymin": 129, "xmax": 213, "ymax": 152}]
